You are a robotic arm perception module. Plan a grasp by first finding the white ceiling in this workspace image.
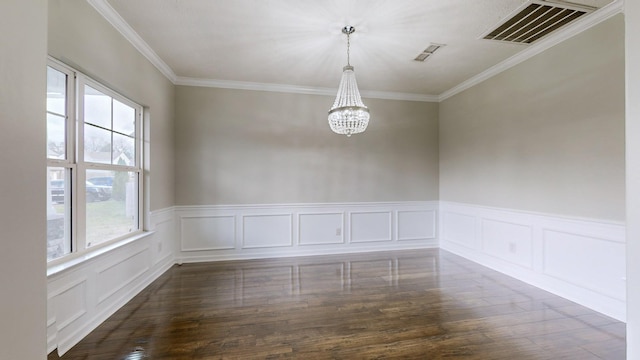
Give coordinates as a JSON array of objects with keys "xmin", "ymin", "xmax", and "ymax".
[{"xmin": 103, "ymin": 0, "xmax": 616, "ymax": 99}]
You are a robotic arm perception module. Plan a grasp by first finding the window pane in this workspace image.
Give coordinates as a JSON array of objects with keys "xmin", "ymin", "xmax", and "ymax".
[
  {"xmin": 113, "ymin": 133, "xmax": 135, "ymax": 166},
  {"xmin": 47, "ymin": 113, "xmax": 66, "ymax": 159},
  {"xmin": 47, "ymin": 67, "xmax": 66, "ymax": 115},
  {"xmin": 47, "ymin": 167, "xmax": 71, "ymax": 261},
  {"xmin": 113, "ymin": 99, "xmax": 135, "ymax": 135},
  {"xmin": 86, "ymin": 170, "xmax": 138, "ymax": 247},
  {"xmin": 84, "ymin": 86, "xmax": 111, "ymax": 129},
  {"xmin": 84, "ymin": 124, "xmax": 112, "ymax": 164}
]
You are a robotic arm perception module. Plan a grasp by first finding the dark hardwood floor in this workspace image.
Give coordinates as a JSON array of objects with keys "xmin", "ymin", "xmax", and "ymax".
[{"xmin": 48, "ymin": 249, "xmax": 625, "ymax": 359}]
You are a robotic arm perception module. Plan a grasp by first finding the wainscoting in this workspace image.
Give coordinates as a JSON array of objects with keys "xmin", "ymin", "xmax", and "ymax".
[
  {"xmin": 439, "ymin": 201, "xmax": 626, "ymax": 321},
  {"xmin": 176, "ymin": 202, "xmax": 439, "ymax": 263},
  {"xmin": 47, "ymin": 200, "xmax": 628, "ymax": 356},
  {"xmin": 46, "ymin": 208, "xmax": 175, "ymax": 355}
]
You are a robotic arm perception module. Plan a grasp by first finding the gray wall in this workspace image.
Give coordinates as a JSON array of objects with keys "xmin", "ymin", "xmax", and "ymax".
[
  {"xmin": 0, "ymin": 0, "xmax": 47, "ymax": 358},
  {"xmin": 175, "ymin": 86, "xmax": 439, "ymax": 205},
  {"xmin": 626, "ymin": 2, "xmax": 640, "ymax": 357},
  {"xmin": 48, "ymin": 0, "xmax": 175, "ymax": 211},
  {"xmin": 439, "ymin": 15, "xmax": 625, "ymax": 221}
]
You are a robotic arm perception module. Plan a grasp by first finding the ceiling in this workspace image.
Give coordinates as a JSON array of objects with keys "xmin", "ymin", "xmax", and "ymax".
[{"xmin": 101, "ymin": 0, "xmax": 616, "ymax": 99}]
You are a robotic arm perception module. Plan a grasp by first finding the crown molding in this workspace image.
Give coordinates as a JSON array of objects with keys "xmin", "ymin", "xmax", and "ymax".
[
  {"xmin": 438, "ymin": 0, "xmax": 624, "ymax": 101},
  {"xmin": 175, "ymin": 77, "xmax": 439, "ymax": 102},
  {"xmin": 89, "ymin": 0, "xmax": 621, "ymax": 103},
  {"xmin": 87, "ymin": 0, "xmax": 177, "ymax": 83},
  {"xmin": 86, "ymin": 0, "xmax": 434, "ymax": 102},
  {"xmin": 361, "ymin": 89, "xmax": 439, "ymax": 102}
]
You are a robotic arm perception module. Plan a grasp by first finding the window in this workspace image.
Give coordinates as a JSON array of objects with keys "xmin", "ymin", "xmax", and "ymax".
[
  {"xmin": 46, "ymin": 59, "xmax": 144, "ymax": 262},
  {"xmin": 46, "ymin": 64, "xmax": 72, "ymax": 261}
]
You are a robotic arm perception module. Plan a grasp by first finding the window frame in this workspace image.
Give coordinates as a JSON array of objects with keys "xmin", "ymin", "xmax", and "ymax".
[
  {"xmin": 46, "ymin": 60, "xmax": 77, "ymax": 260},
  {"xmin": 47, "ymin": 57, "xmax": 146, "ymax": 264}
]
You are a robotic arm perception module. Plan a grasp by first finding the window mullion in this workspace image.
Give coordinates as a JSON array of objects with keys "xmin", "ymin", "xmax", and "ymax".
[
  {"xmin": 84, "ymin": 163, "xmax": 141, "ymax": 173},
  {"xmin": 110, "ymin": 97, "xmax": 114, "ymax": 165},
  {"xmin": 46, "ymin": 159, "xmax": 72, "ymax": 167},
  {"xmin": 67, "ymin": 70, "xmax": 79, "ymax": 255},
  {"xmin": 68, "ymin": 72, "xmax": 76, "ymax": 164},
  {"xmin": 75, "ymin": 163, "xmax": 87, "ymax": 251},
  {"xmin": 75, "ymin": 74, "xmax": 87, "ymax": 252},
  {"xmin": 137, "ymin": 109, "xmax": 145, "ymax": 231},
  {"xmin": 46, "ymin": 59, "xmax": 77, "ymax": 261}
]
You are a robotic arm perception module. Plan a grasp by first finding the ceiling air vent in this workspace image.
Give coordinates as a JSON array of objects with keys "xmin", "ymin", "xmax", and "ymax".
[
  {"xmin": 482, "ymin": 0, "xmax": 596, "ymax": 44},
  {"xmin": 414, "ymin": 43, "xmax": 445, "ymax": 62}
]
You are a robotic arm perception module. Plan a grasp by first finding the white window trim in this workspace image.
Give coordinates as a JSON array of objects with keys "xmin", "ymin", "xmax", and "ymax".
[
  {"xmin": 76, "ymin": 74, "xmax": 145, "ymax": 250},
  {"xmin": 47, "ymin": 59, "xmax": 77, "ymax": 259},
  {"xmin": 47, "ymin": 56, "xmax": 147, "ymax": 268}
]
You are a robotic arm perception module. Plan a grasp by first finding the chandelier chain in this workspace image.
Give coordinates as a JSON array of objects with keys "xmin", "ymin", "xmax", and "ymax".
[{"xmin": 347, "ymin": 31, "xmax": 351, "ymax": 66}]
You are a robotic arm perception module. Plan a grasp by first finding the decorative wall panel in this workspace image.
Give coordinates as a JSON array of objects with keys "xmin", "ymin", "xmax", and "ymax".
[
  {"xmin": 298, "ymin": 213, "xmax": 344, "ymax": 245},
  {"xmin": 397, "ymin": 210, "xmax": 436, "ymax": 241},
  {"xmin": 242, "ymin": 214, "xmax": 293, "ymax": 248},
  {"xmin": 181, "ymin": 216, "xmax": 235, "ymax": 251},
  {"xmin": 350, "ymin": 211, "xmax": 392, "ymax": 243}
]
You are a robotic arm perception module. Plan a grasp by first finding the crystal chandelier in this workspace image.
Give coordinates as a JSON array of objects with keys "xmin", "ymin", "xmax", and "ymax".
[{"xmin": 328, "ymin": 26, "xmax": 370, "ymax": 137}]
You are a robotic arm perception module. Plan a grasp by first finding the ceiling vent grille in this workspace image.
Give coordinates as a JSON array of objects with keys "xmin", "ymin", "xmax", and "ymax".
[
  {"xmin": 482, "ymin": 1, "xmax": 595, "ymax": 44},
  {"xmin": 414, "ymin": 43, "xmax": 445, "ymax": 62}
]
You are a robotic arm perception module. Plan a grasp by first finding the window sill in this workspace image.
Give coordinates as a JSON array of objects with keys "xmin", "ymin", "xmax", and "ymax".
[{"xmin": 47, "ymin": 231, "xmax": 155, "ymax": 278}]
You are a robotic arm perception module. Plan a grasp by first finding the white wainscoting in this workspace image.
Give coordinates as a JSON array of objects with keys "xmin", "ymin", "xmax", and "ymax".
[
  {"xmin": 46, "ymin": 200, "xmax": 626, "ymax": 356},
  {"xmin": 439, "ymin": 201, "xmax": 626, "ymax": 321},
  {"xmin": 47, "ymin": 207, "xmax": 176, "ymax": 356},
  {"xmin": 176, "ymin": 202, "xmax": 438, "ymax": 263}
]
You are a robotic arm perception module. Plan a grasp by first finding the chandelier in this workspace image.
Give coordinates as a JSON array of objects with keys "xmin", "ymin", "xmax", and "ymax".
[{"xmin": 328, "ymin": 26, "xmax": 370, "ymax": 137}]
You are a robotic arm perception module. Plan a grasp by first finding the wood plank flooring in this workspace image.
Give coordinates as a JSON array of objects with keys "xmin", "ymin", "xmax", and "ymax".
[{"xmin": 48, "ymin": 249, "xmax": 626, "ymax": 359}]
